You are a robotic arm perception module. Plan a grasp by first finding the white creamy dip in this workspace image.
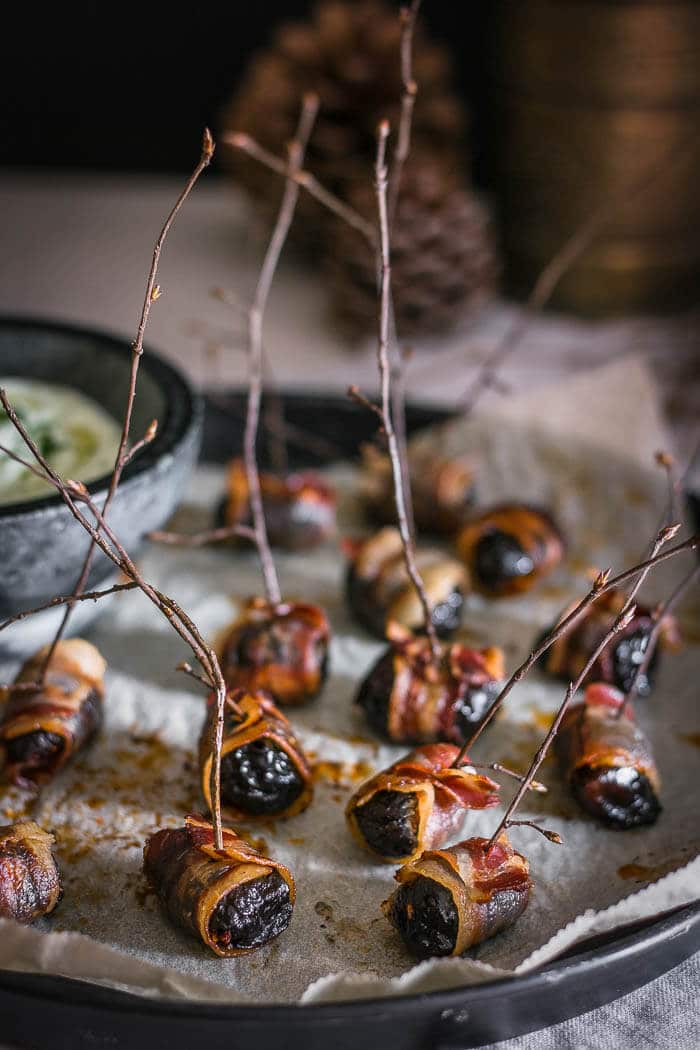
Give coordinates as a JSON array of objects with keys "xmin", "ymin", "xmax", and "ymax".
[{"xmin": 0, "ymin": 378, "xmax": 122, "ymax": 505}]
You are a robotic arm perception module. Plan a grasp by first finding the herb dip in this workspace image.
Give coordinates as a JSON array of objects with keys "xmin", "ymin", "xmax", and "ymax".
[{"xmin": 0, "ymin": 379, "xmax": 122, "ymax": 505}]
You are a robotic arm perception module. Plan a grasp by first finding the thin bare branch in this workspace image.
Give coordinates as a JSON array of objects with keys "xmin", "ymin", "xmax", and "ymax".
[
  {"xmin": 41, "ymin": 129, "xmax": 215, "ymax": 677},
  {"xmin": 225, "ymin": 132, "xmax": 376, "ymax": 246},
  {"xmin": 0, "ymin": 582, "xmax": 137, "ymax": 632},
  {"xmin": 149, "ymin": 523, "xmax": 257, "ymax": 547},
  {"xmin": 388, "ymin": 0, "xmax": 421, "ymax": 222},
  {"xmin": 242, "ymin": 94, "xmax": 319, "ymax": 605}
]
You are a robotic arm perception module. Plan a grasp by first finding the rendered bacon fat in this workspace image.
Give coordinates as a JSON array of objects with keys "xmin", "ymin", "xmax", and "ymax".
[
  {"xmin": 0, "ymin": 820, "xmax": 62, "ymax": 923},
  {"xmin": 143, "ymin": 814, "xmax": 295, "ymax": 957},
  {"xmin": 224, "ymin": 458, "xmax": 336, "ymax": 551},
  {"xmin": 345, "ymin": 527, "xmax": 468, "ymax": 640},
  {"xmin": 360, "ymin": 444, "xmax": 476, "ymax": 536},
  {"xmin": 457, "ymin": 504, "xmax": 563, "ymax": 597},
  {"xmin": 356, "ymin": 623, "xmax": 504, "ymax": 745},
  {"xmin": 221, "ymin": 597, "xmax": 330, "ymax": 706},
  {"xmin": 555, "ymin": 682, "xmax": 661, "ymax": 829},
  {"xmin": 199, "ymin": 689, "xmax": 313, "ymax": 820},
  {"xmin": 0, "ymin": 640, "xmax": 105, "ymax": 789},
  {"xmin": 346, "ymin": 743, "xmax": 499, "ymax": 863},
  {"xmin": 384, "ymin": 834, "xmax": 531, "ymax": 958},
  {"xmin": 540, "ymin": 589, "xmax": 680, "ymax": 698}
]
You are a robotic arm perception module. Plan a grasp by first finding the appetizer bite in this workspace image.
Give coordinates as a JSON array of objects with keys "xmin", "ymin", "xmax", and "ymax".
[
  {"xmin": 360, "ymin": 444, "xmax": 476, "ymax": 537},
  {"xmin": 540, "ymin": 590, "xmax": 681, "ymax": 698},
  {"xmin": 220, "ymin": 597, "xmax": 330, "ymax": 706},
  {"xmin": 345, "ymin": 527, "xmax": 468, "ymax": 640},
  {"xmin": 0, "ymin": 821, "xmax": 62, "ymax": 924},
  {"xmin": 143, "ymin": 815, "xmax": 295, "ymax": 956},
  {"xmin": 0, "ymin": 640, "xmax": 106, "ymax": 790},
  {"xmin": 356, "ymin": 623, "xmax": 504, "ymax": 745},
  {"xmin": 383, "ymin": 834, "xmax": 531, "ymax": 958},
  {"xmin": 222, "ymin": 457, "xmax": 336, "ymax": 551},
  {"xmin": 555, "ymin": 682, "xmax": 661, "ymax": 829},
  {"xmin": 199, "ymin": 689, "xmax": 313, "ymax": 820},
  {"xmin": 457, "ymin": 504, "xmax": 564, "ymax": 597},
  {"xmin": 346, "ymin": 743, "xmax": 499, "ymax": 863}
]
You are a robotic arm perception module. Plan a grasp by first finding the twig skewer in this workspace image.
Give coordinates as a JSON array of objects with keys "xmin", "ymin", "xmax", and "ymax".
[
  {"xmin": 38, "ymin": 130, "xmax": 215, "ymax": 680},
  {"xmin": 242, "ymin": 93, "xmax": 319, "ymax": 605}
]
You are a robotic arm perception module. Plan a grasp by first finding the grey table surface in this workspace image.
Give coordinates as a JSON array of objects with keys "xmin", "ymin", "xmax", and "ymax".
[{"xmin": 0, "ymin": 172, "xmax": 698, "ymax": 1047}]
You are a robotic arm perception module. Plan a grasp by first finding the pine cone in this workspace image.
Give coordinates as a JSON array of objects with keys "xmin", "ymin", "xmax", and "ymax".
[
  {"xmin": 221, "ymin": 0, "xmax": 466, "ymax": 233},
  {"xmin": 327, "ymin": 158, "xmax": 500, "ymax": 340}
]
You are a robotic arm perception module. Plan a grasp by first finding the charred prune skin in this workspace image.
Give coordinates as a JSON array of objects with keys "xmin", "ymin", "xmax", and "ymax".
[
  {"xmin": 208, "ymin": 871, "xmax": 293, "ymax": 951},
  {"xmin": 4, "ymin": 731, "xmax": 64, "ymax": 772},
  {"xmin": 346, "ymin": 564, "xmax": 464, "ymax": 640},
  {"xmin": 389, "ymin": 875, "xmax": 458, "ymax": 958},
  {"xmin": 571, "ymin": 765, "xmax": 661, "ymax": 829},
  {"xmin": 354, "ymin": 790, "xmax": 419, "ymax": 859},
  {"xmin": 473, "ymin": 532, "xmax": 534, "ymax": 591},
  {"xmin": 231, "ymin": 620, "xmax": 329, "ymax": 692},
  {"xmin": 453, "ymin": 679, "xmax": 502, "ymax": 739},
  {"xmin": 355, "ymin": 649, "xmax": 396, "ymax": 737},
  {"xmin": 613, "ymin": 628, "xmax": 659, "ymax": 697},
  {"xmin": 220, "ymin": 739, "xmax": 304, "ymax": 816}
]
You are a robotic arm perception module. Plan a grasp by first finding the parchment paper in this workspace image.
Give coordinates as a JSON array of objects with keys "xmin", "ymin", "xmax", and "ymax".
[{"xmin": 0, "ymin": 357, "xmax": 698, "ymax": 1004}]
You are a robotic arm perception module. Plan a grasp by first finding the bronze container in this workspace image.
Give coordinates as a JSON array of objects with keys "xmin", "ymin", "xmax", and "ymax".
[{"xmin": 489, "ymin": 0, "xmax": 700, "ymax": 315}]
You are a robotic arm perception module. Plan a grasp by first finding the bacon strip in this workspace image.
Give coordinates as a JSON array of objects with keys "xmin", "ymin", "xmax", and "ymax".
[
  {"xmin": 0, "ymin": 820, "xmax": 62, "ymax": 923},
  {"xmin": 143, "ymin": 814, "xmax": 295, "ymax": 958},
  {"xmin": 220, "ymin": 597, "xmax": 330, "ymax": 706},
  {"xmin": 199, "ymin": 690, "xmax": 313, "ymax": 819},
  {"xmin": 346, "ymin": 742, "xmax": 499, "ymax": 862},
  {"xmin": 0, "ymin": 639, "xmax": 105, "ymax": 789}
]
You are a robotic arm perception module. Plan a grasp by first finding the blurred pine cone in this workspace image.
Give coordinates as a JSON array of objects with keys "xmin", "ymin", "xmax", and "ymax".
[
  {"xmin": 327, "ymin": 157, "xmax": 500, "ymax": 340},
  {"xmin": 221, "ymin": 0, "xmax": 466, "ymax": 233}
]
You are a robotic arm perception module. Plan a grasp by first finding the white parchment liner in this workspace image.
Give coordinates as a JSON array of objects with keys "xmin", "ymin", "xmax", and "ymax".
[{"xmin": 0, "ymin": 357, "xmax": 697, "ymax": 1004}]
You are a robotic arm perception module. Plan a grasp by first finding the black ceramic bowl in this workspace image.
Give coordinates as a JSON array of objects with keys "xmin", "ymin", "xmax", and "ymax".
[{"xmin": 0, "ymin": 317, "xmax": 202, "ymax": 649}]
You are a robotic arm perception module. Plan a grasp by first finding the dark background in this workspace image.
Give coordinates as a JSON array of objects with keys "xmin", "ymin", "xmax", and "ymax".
[{"xmin": 1, "ymin": 4, "xmax": 489, "ymax": 174}]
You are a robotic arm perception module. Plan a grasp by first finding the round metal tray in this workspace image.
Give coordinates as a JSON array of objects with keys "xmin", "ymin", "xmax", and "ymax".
[{"xmin": 1, "ymin": 387, "xmax": 698, "ymax": 1050}]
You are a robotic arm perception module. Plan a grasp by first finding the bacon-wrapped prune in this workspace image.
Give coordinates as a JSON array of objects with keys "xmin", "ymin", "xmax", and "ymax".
[
  {"xmin": 0, "ymin": 640, "xmax": 105, "ymax": 790},
  {"xmin": 143, "ymin": 814, "xmax": 295, "ymax": 956},
  {"xmin": 223, "ymin": 458, "xmax": 336, "ymax": 551},
  {"xmin": 356, "ymin": 623, "xmax": 504, "ymax": 745},
  {"xmin": 540, "ymin": 590, "xmax": 680, "ymax": 698},
  {"xmin": 0, "ymin": 820, "xmax": 62, "ymax": 924},
  {"xmin": 384, "ymin": 834, "xmax": 531, "ymax": 958},
  {"xmin": 199, "ymin": 689, "xmax": 313, "ymax": 820},
  {"xmin": 457, "ymin": 504, "xmax": 563, "ymax": 597},
  {"xmin": 556, "ymin": 682, "xmax": 661, "ymax": 829},
  {"xmin": 346, "ymin": 743, "xmax": 499, "ymax": 863},
  {"xmin": 345, "ymin": 527, "xmax": 468, "ymax": 640},
  {"xmin": 360, "ymin": 445, "xmax": 476, "ymax": 536},
  {"xmin": 221, "ymin": 597, "xmax": 330, "ymax": 706}
]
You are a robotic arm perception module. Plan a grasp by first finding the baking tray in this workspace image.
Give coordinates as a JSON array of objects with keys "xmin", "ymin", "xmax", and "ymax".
[{"xmin": 1, "ymin": 387, "xmax": 698, "ymax": 1049}]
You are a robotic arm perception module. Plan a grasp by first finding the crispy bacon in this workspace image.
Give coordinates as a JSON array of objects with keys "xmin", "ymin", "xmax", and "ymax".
[
  {"xmin": 345, "ymin": 526, "xmax": 468, "ymax": 639},
  {"xmin": 541, "ymin": 589, "xmax": 681, "ymax": 697},
  {"xmin": 556, "ymin": 682, "xmax": 661, "ymax": 829},
  {"xmin": 199, "ymin": 689, "xmax": 313, "ymax": 820},
  {"xmin": 356, "ymin": 623, "xmax": 504, "ymax": 744},
  {"xmin": 0, "ymin": 820, "xmax": 62, "ymax": 923},
  {"xmin": 457, "ymin": 504, "xmax": 563, "ymax": 597},
  {"xmin": 384, "ymin": 834, "xmax": 531, "ymax": 958},
  {"xmin": 360, "ymin": 444, "xmax": 476, "ymax": 536},
  {"xmin": 346, "ymin": 742, "xmax": 499, "ymax": 863},
  {"xmin": 224, "ymin": 458, "xmax": 336, "ymax": 550},
  {"xmin": 143, "ymin": 814, "xmax": 295, "ymax": 957},
  {"xmin": 220, "ymin": 597, "xmax": 330, "ymax": 706},
  {"xmin": 0, "ymin": 640, "xmax": 105, "ymax": 790}
]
